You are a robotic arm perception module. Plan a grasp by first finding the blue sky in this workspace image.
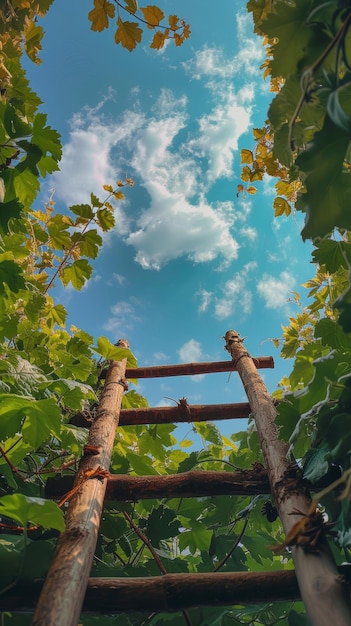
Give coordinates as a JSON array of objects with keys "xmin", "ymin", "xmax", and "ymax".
[{"xmin": 26, "ymin": 0, "xmax": 313, "ymax": 439}]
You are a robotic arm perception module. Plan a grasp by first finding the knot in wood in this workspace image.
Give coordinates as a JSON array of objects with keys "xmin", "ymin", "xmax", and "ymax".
[{"xmin": 224, "ymin": 330, "xmax": 245, "ymax": 351}]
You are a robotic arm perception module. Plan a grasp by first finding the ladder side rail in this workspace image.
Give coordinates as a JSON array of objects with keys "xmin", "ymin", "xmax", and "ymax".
[
  {"xmin": 224, "ymin": 329, "xmax": 351, "ymax": 626},
  {"xmin": 32, "ymin": 357, "xmax": 127, "ymax": 626}
]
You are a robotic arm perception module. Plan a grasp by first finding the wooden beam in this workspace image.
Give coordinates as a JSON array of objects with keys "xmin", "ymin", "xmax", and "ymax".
[
  {"xmin": 70, "ymin": 402, "xmax": 252, "ymax": 427},
  {"xmin": 0, "ymin": 570, "xmax": 300, "ymax": 612},
  {"xmin": 45, "ymin": 469, "xmax": 271, "ymax": 501},
  {"xmin": 99, "ymin": 357, "xmax": 275, "ymax": 379}
]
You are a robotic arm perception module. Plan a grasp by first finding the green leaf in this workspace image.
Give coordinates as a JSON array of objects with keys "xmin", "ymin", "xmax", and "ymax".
[
  {"xmin": 146, "ymin": 505, "xmax": 180, "ymax": 546},
  {"xmin": 93, "ymin": 336, "xmax": 137, "ymax": 367},
  {"xmin": 3, "ymin": 103, "xmax": 32, "ymax": 139},
  {"xmin": 78, "ymin": 229, "xmax": 103, "ymax": 259},
  {"xmin": 60, "ymin": 259, "xmax": 93, "ymax": 290},
  {"xmin": 0, "ymin": 260, "xmax": 25, "ymax": 293},
  {"xmin": 122, "ymin": 390, "xmax": 148, "ymax": 409},
  {"xmin": 21, "ymin": 398, "xmax": 61, "ymax": 447},
  {"xmin": 194, "ymin": 422, "xmax": 222, "ymax": 445},
  {"xmin": 96, "ymin": 207, "xmax": 115, "ymax": 231},
  {"xmin": 32, "ymin": 113, "xmax": 62, "ymax": 161},
  {"xmin": 262, "ymin": 1, "xmax": 329, "ymax": 78},
  {"xmin": 0, "ymin": 494, "xmax": 65, "ymax": 531},
  {"xmin": 312, "ymin": 240, "xmax": 351, "ymax": 273},
  {"xmin": 297, "ymin": 115, "xmax": 351, "ymax": 239},
  {"xmin": 70, "ymin": 204, "xmax": 95, "ymax": 219},
  {"xmin": 303, "ymin": 443, "xmax": 329, "ymax": 483},
  {"xmin": 127, "ymin": 451, "xmax": 159, "ymax": 475},
  {"xmin": 327, "ymin": 83, "xmax": 351, "ymax": 133},
  {"xmin": 90, "ymin": 192, "xmax": 103, "ymax": 208}
]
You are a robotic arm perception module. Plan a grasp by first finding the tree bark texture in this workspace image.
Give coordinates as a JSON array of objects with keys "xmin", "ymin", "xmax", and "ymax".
[
  {"xmin": 45, "ymin": 469, "xmax": 271, "ymax": 501},
  {"xmin": 70, "ymin": 401, "xmax": 252, "ymax": 427},
  {"xmin": 224, "ymin": 329, "xmax": 351, "ymax": 626},
  {"xmin": 32, "ymin": 357, "xmax": 127, "ymax": 626}
]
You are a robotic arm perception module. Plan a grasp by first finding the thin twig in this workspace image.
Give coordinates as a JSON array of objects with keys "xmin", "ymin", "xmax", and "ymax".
[
  {"xmin": 213, "ymin": 517, "xmax": 249, "ymax": 572},
  {"xmin": 123, "ymin": 511, "xmax": 193, "ymax": 626}
]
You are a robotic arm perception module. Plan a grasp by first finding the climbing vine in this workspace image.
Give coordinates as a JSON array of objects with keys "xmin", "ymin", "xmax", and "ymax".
[{"xmin": 239, "ymin": 0, "xmax": 351, "ymax": 569}]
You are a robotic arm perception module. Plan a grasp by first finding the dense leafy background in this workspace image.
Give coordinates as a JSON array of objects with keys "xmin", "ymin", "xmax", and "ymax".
[{"xmin": 0, "ymin": 1, "xmax": 351, "ymax": 624}]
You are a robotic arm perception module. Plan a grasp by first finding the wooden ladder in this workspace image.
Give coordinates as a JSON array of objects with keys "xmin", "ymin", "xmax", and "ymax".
[{"xmin": 10, "ymin": 331, "xmax": 351, "ymax": 625}]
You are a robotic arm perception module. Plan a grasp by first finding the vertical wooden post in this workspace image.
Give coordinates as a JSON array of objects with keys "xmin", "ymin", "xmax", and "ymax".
[
  {"xmin": 32, "ymin": 351, "xmax": 128, "ymax": 626},
  {"xmin": 224, "ymin": 330, "xmax": 351, "ymax": 626}
]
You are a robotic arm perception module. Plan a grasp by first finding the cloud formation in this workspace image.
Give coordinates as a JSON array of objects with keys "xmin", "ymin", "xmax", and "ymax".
[
  {"xmin": 257, "ymin": 271, "xmax": 296, "ymax": 312},
  {"xmin": 49, "ymin": 12, "xmax": 262, "ymax": 271}
]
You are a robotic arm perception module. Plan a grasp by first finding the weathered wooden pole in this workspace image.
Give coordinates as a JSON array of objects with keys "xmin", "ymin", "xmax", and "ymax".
[
  {"xmin": 32, "ymin": 346, "xmax": 128, "ymax": 626},
  {"xmin": 224, "ymin": 330, "xmax": 351, "ymax": 626}
]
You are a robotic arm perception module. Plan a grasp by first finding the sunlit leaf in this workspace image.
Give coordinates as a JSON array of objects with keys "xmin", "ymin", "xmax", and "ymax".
[
  {"xmin": 140, "ymin": 5, "xmax": 164, "ymax": 28},
  {"xmin": 88, "ymin": 0, "xmax": 115, "ymax": 31},
  {"xmin": 115, "ymin": 17, "xmax": 142, "ymax": 51}
]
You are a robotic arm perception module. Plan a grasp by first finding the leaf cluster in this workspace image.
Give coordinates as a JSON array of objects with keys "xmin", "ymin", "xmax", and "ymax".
[{"xmin": 88, "ymin": 1, "xmax": 191, "ymax": 52}]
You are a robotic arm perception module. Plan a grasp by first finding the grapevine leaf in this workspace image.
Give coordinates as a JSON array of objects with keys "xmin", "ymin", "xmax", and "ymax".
[
  {"xmin": 140, "ymin": 6, "xmax": 165, "ymax": 29},
  {"xmin": 78, "ymin": 229, "xmax": 103, "ymax": 259},
  {"xmin": 151, "ymin": 31, "xmax": 166, "ymax": 50},
  {"xmin": 115, "ymin": 17, "xmax": 142, "ymax": 51},
  {"xmin": 0, "ymin": 494, "xmax": 65, "ymax": 531},
  {"xmin": 70, "ymin": 204, "xmax": 94, "ymax": 219},
  {"xmin": 96, "ymin": 207, "xmax": 115, "ymax": 231},
  {"xmin": 0, "ymin": 260, "xmax": 25, "ymax": 293},
  {"xmin": 60, "ymin": 260, "xmax": 93, "ymax": 290},
  {"xmin": 273, "ymin": 197, "xmax": 291, "ymax": 217},
  {"xmin": 22, "ymin": 398, "xmax": 61, "ymax": 447},
  {"xmin": 88, "ymin": 0, "xmax": 115, "ymax": 31},
  {"xmin": 327, "ymin": 83, "xmax": 351, "ymax": 133},
  {"xmin": 124, "ymin": 0, "xmax": 138, "ymax": 14},
  {"xmin": 93, "ymin": 336, "xmax": 137, "ymax": 368}
]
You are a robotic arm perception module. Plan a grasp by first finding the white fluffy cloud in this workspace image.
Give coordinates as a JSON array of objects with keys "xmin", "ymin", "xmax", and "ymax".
[
  {"xmin": 183, "ymin": 13, "xmax": 264, "ymax": 85},
  {"xmin": 257, "ymin": 271, "xmax": 296, "ymax": 311},
  {"xmin": 214, "ymin": 262, "xmax": 257, "ymax": 320},
  {"xmin": 103, "ymin": 299, "xmax": 142, "ymax": 335},
  {"xmin": 178, "ymin": 339, "xmax": 203, "ymax": 363},
  {"xmin": 187, "ymin": 94, "xmax": 251, "ymax": 182}
]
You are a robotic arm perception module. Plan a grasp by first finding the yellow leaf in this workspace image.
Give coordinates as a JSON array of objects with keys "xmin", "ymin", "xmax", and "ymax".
[
  {"xmin": 250, "ymin": 170, "xmax": 264, "ymax": 182},
  {"xmin": 113, "ymin": 191, "xmax": 124, "ymax": 200},
  {"xmin": 240, "ymin": 149, "xmax": 253, "ymax": 164},
  {"xmin": 174, "ymin": 32, "xmax": 183, "ymax": 46},
  {"xmin": 273, "ymin": 196, "xmax": 291, "ymax": 217},
  {"xmin": 180, "ymin": 439, "xmax": 193, "ymax": 448},
  {"xmin": 88, "ymin": 0, "xmax": 115, "ymax": 31},
  {"xmin": 116, "ymin": 180, "xmax": 124, "ymax": 187},
  {"xmin": 140, "ymin": 5, "xmax": 165, "ymax": 28},
  {"xmin": 253, "ymin": 127, "xmax": 265, "ymax": 140},
  {"xmin": 275, "ymin": 180, "xmax": 292, "ymax": 197},
  {"xmin": 168, "ymin": 14, "xmax": 178, "ymax": 30},
  {"xmin": 247, "ymin": 186, "xmax": 257, "ymax": 195},
  {"xmin": 104, "ymin": 201, "xmax": 114, "ymax": 211},
  {"xmin": 237, "ymin": 184, "xmax": 245, "ymax": 196},
  {"xmin": 273, "ymin": 338, "xmax": 280, "ymax": 349},
  {"xmin": 124, "ymin": 0, "xmax": 138, "ymax": 14},
  {"xmin": 115, "ymin": 17, "xmax": 142, "ymax": 51},
  {"xmin": 183, "ymin": 23, "xmax": 191, "ymax": 39},
  {"xmin": 151, "ymin": 30, "xmax": 166, "ymax": 49},
  {"xmin": 103, "ymin": 184, "xmax": 113, "ymax": 192},
  {"xmin": 126, "ymin": 177, "xmax": 134, "ymax": 186},
  {"xmin": 241, "ymin": 165, "xmax": 251, "ymax": 182}
]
